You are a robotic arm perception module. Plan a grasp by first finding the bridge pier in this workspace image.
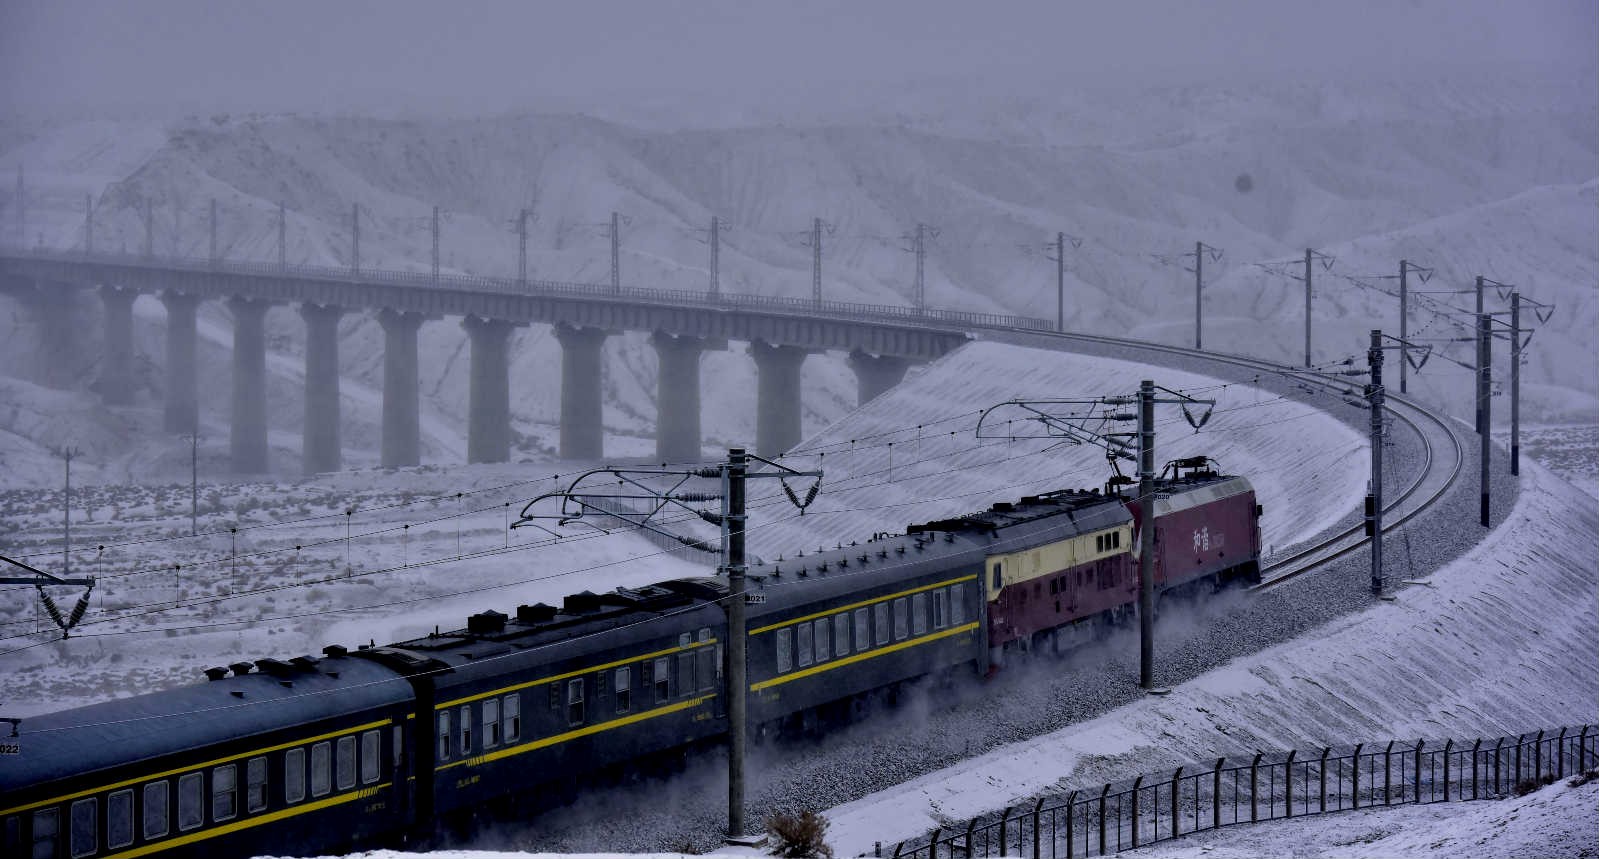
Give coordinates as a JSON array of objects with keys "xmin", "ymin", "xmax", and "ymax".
[
  {"xmin": 97, "ymin": 286, "xmax": 138, "ymax": 405},
  {"xmin": 556, "ymin": 324, "xmax": 611, "ymax": 461},
  {"xmin": 228, "ymin": 297, "xmax": 273, "ymax": 473},
  {"xmin": 463, "ymin": 315, "xmax": 516, "ymax": 464},
  {"xmin": 18, "ymin": 281, "xmax": 79, "ymax": 390},
  {"xmin": 848, "ymin": 349, "xmax": 912, "ymax": 406},
  {"xmin": 378, "ymin": 309, "xmax": 428, "ymax": 468},
  {"xmin": 651, "ymin": 332, "xmax": 723, "ymax": 463},
  {"xmin": 300, "ymin": 303, "xmax": 344, "ymax": 474},
  {"xmin": 750, "ymin": 340, "xmax": 809, "ymax": 456},
  {"xmin": 161, "ymin": 292, "xmax": 200, "ymax": 434}
]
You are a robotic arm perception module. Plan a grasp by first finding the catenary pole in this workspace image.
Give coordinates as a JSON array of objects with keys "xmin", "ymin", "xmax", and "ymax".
[
  {"xmin": 610, "ymin": 211, "xmax": 621, "ymax": 292},
  {"xmin": 1478, "ymin": 313, "xmax": 1492, "ymax": 526},
  {"xmin": 724, "ymin": 448, "xmax": 749, "ymax": 837},
  {"xmin": 812, "ymin": 217, "xmax": 823, "ymax": 307},
  {"xmin": 1474, "ymin": 276, "xmax": 1486, "ymax": 434},
  {"xmin": 1137, "ymin": 380, "xmax": 1156, "ymax": 689},
  {"xmin": 278, "ymin": 201, "xmax": 287, "ymax": 270},
  {"xmin": 1195, "ymin": 241, "xmax": 1203, "ymax": 349},
  {"xmin": 352, "ymin": 203, "xmax": 360, "ymax": 276},
  {"xmin": 432, "ymin": 205, "xmax": 440, "ymax": 283},
  {"xmin": 1510, "ymin": 293, "xmax": 1521, "ymax": 476},
  {"xmin": 1398, "ymin": 260, "xmax": 1409, "ymax": 394},
  {"xmin": 1058, "ymin": 231, "xmax": 1067, "ymax": 333},
  {"xmin": 1368, "ymin": 330, "xmax": 1384, "ymax": 594},
  {"xmin": 1303, "ymin": 248, "xmax": 1313, "ymax": 367},
  {"xmin": 518, "ymin": 208, "xmax": 529, "ymax": 286}
]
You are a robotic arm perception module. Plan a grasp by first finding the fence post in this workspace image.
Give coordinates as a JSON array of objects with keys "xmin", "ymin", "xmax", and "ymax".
[
  {"xmin": 1515, "ymin": 733, "xmax": 1525, "ymax": 788},
  {"xmin": 1098, "ymin": 784, "xmax": 1110, "ymax": 857},
  {"xmin": 929, "ymin": 829, "xmax": 941, "ymax": 859},
  {"xmin": 1032, "ymin": 798, "xmax": 1044, "ymax": 859},
  {"xmin": 1384, "ymin": 740, "xmax": 1394, "ymax": 805},
  {"xmin": 1581, "ymin": 726, "xmax": 1591, "ymax": 772},
  {"xmin": 1413, "ymin": 740, "xmax": 1424, "ymax": 804},
  {"xmin": 1170, "ymin": 767, "xmax": 1183, "ymax": 839},
  {"xmin": 1212, "ymin": 757, "xmax": 1224, "ymax": 830},
  {"xmin": 1249, "ymin": 752, "xmax": 1263, "ymax": 822},
  {"xmin": 1318, "ymin": 747, "xmax": 1330, "ymax": 813},
  {"xmin": 1000, "ymin": 807, "xmax": 1011, "ymax": 857},
  {"xmin": 1443, "ymin": 740, "xmax": 1453, "ymax": 802},
  {"xmin": 1352, "ymin": 744, "xmax": 1363, "ymax": 809},
  {"xmin": 1066, "ymin": 791, "xmax": 1077, "ymax": 859},
  {"xmin": 893, "ymin": 842, "xmax": 904, "ymax": 859},
  {"xmin": 1472, "ymin": 739, "xmax": 1482, "ymax": 800},
  {"xmin": 1557, "ymin": 727, "xmax": 1568, "ymax": 779},
  {"xmin": 1130, "ymin": 776, "xmax": 1143, "ymax": 847},
  {"xmin": 965, "ymin": 820, "xmax": 977, "ymax": 858},
  {"xmin": 1283, "ymin": 750, "xmax": 1296, "ymax": 818},
  {"xmin": 1534, "ymin": 730, "xmax": 1545, "ymax": 783},
  {"xmin": 1494, "ymin": 737, "xmax": 1504, "ymax": 794}
]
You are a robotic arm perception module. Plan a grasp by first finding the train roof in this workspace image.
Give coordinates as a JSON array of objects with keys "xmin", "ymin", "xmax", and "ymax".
[
  {"xmin": 381, "ymin": 582, "xmax": 727, "ymax": 690},
  {"xmin": 1, "ymin": 652, "xmax": 411, "ymax": 794}
]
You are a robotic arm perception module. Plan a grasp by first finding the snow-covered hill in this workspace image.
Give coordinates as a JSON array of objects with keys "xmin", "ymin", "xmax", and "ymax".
[{"xmin": 0, "ymin": 74, "xmax": 1593, "ymax": 485}]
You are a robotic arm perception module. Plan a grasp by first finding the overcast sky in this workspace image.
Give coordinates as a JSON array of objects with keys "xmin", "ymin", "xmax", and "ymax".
[{"xmin": 2, "ymin": 0, "xmax": 1594, "ymax": 118}]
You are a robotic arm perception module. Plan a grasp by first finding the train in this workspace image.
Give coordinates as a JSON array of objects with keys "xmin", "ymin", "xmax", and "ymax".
[{"xmin": 2, "ymin": 457, "xmax": 1260, "ymax": 859}]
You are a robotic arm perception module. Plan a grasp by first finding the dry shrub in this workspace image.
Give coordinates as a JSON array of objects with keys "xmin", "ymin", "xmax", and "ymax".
[{"xmin": 767, "ymin": 809, "xmax": 834, "ymax": 859}]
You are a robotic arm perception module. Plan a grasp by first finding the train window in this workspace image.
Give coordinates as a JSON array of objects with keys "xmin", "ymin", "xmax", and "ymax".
[
  {"xmin": 1049, "ymin": 577, "xmax": 1058, "ymax": 595},
  {"xmin": 701, "ymin": 628, "xmax": 723, "ymax": 685},
  {"xmin": 32, "ymin": 808, "xmax": 58, "ymax": 859},
  {"xmin": 854, "ymin": 608, "xmax": 870, "ymax": 650},
  {"xmin": 361, "ymin": 731, "xmax": 381, "ymax": 784},
  {"xmin": 678, "ymin": 651, "xmax": 695, "ymax": 695},
  {"xmin": 70, "ymin": 798, "xmax": 95, "ymax": 858},
  {"xmin": 483, "ymin": 698, "xmax": 501, "ymax": 748},
  {"xmin": 874, "ymin": 603, "xmax": 890, "ymax": 646},
  {"xmin": 797, "ymin": 621, "xmax": 813, "ymax": 667},
  {"xmin": 1113, "ymin": 531, "xmax": 1121, "ymax": 549},
  {"xmin": 893, "ymin": 598, "xmax": 909, "ymax": 641},
  {"xmin": 679, "ymin": 632, "xmax": 692, "ymax": 648},
  {"xmin": 954, "ymin": 585, "xmax": 969, "ymax": 624},
  {"xmin": 835, "ymin": 613, "xmax": 851, "ymax": 657},
  {"xmin": 459, "ymin": 706, "xmax": 473, "ymax": 755},
  {"xmin": 991, "ymin": 562, "xmax": 1002, "ymax": 589},
  {"xmin": 653, "ymin": 656, "xmax": 670, "ymax": 703},
  {"xmin": 437, "ymin": 711, "xmax": 451, "ymax": 761},
  {"xmin": 696, "ymin": 643, "xmax": 716, "ymax": 692},
  {"xmin": 775, "ymin": 628, "xmax": 792, "ymax": 673},
  {"xmin": 310, "ymin": 742, "xmax": 332, "ymax": 798},
  {"xmin": 810, "ymin": 619, "xmax": 827, "ymax": 662},
  {"xmin": 503, "ymin": 695, "xmax": 521, "ymax": 742},
  {"xmin": 1095, "ymin": 535, "xmax": 1103, "ymax": 552},
  {"xmin": 247, "ymin": 756, "xmax": 268, "ymax": 813},
  {"xmin": 615, "ymin": 667, "xmax": 632, "ymax": 712},
  {"xmin": 284, "ymin": 748, "xmax": 306, "ymax": 804},
  {"xmin": 144, "ymin": 781, "xmax": 170, "ymax": 838},
  {"xmin": 177, "ymin": 772, "xmax": 204, "ymax": 831},
  {"xmin": 912, "ymin": 593, "xmax": 928, "ymax": 635},
  {"xmin": 568, "ymin": 678, "xmax": 586, "ymax": 725},
  {"xmin": 107, "ymin": 790, "xmax": 133, "ymax": 850},
  {"xmin": 393, "ymin": 726, "xmax": 405, "ymax": 770},
  {"xmin": 933, "ymin": 589, "xmax": 948, "ymax": 629},
  {"xmin": 213, "ymin": 763, "xmax": 238, "ymax": 822},
  {"xmin": 337, "ymin": 736, "xmax": 357, "ymax": 790}
]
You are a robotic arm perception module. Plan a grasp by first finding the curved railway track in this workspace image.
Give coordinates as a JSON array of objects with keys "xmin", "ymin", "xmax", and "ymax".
[{"xmin": 987, "ymin": 328, "xmax": 1467, "ymax": 589}]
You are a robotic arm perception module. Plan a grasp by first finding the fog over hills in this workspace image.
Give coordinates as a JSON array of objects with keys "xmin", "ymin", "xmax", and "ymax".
[{"xmin": 0, "ymin": 73, "xmax": 1593, "ymax": 485}]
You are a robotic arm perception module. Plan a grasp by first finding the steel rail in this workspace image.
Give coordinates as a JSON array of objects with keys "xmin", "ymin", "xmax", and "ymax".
[{"xmin": 986, "ymin": 329, "xmax": 1465, "ymax": 590}]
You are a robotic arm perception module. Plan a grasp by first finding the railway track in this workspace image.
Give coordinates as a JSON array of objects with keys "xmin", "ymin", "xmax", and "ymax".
[{"xmin": 987, "ymin": 329, "xmax": 1467, "ymax": 589}]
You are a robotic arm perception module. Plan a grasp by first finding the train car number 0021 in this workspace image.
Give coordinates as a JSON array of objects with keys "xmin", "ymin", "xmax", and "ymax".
[{"xmin": 745, "ymin": 594, "xmax": 766, "ymax": 604}]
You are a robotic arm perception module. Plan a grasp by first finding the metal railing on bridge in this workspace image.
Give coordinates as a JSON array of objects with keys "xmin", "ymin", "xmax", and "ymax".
[
  {"xmin": 879, "ymin": 725, "xmax": 1596, "ymax": 859},
  {"xmin": 0, "ymin": 245, "xmax": 1054, "ymax": 334}
]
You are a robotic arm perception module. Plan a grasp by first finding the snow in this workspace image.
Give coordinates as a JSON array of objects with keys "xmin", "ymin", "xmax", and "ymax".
[{"xmin": 816, "ymin": 459, "xmax": 1597, "ymax": 858}]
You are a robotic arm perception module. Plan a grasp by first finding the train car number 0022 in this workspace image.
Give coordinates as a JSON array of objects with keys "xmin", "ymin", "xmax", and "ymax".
[{"xmin": 0, "ymin": 742, "xmax": 19, "ymax": 755}]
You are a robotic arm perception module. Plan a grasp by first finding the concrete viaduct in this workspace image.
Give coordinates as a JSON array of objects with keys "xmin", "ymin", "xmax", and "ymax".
[{"xmin": 0, "ymin": 249, "xmax": 1048, "ymax": 474}]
